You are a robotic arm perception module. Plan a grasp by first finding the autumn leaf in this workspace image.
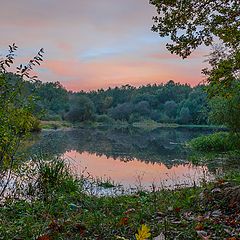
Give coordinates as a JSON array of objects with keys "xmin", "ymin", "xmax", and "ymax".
[
  {"xmin": 174, "ymin": 207, "xmax": 181, "ymax": 213},
  {"xmin": 135, "ymin": 224, "xmax": 151, "ymax": 240},
  {"xmin": 75, "ymin": 223, "xmax": 87, "ymax": 235},
  {"xmin": 36, "ymin": 234, "xmax": 52, "ymax": 240},
  {"xmin": 195, "ymin": 223, "xmax": 204, "ymax": 231},
  {"xmin": 119, "ymin": 217, "xmax": 129, "ymax": 226}
]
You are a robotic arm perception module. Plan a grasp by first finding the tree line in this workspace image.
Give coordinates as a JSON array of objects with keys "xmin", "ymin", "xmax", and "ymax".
[{"xmin": 21, "ymin": 79, "xmax": 209, "ymax": 125}]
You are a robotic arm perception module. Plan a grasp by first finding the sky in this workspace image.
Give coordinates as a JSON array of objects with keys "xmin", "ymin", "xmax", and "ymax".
[{"xmin": 0, "ymin": 0, "xmax": 209, "ymax": 91}]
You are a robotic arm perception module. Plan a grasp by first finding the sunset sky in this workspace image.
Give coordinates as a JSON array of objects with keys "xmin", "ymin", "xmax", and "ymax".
[{"xmin": 0, "ymin": 0, "xmax": 209, "ymax": 91}]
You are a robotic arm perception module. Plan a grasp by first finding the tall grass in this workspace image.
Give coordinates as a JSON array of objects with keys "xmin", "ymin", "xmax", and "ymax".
[{"xmin": 34, "ymin": 156, "xmax": 81, "ymax": 201}]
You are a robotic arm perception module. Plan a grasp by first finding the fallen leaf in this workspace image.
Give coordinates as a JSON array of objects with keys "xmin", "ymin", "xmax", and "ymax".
[
  {"xmin": 119, "ymin": 217, "xmax": 129, "ymax": 226},
  {"xmin": 135, "ymin": 224, "xmax": 151, "ymax": 240},
  {"xmin": 48, "ymin": 220, "xmax": 62, "ymax": 232},
  {"xmin": 153, "ymin": 232, "xmax": 166, "ymax": 240},
  {"xmin": 195, "ymin": 223, "xmax": 204, "ymax": 231},
  {"xmin": 75, "ymin": 223, "xmax": 87, "ymax": 235},
  {"xmin": 174, "ymin": 207, "xmax": 181, "ymax": 213},
  {"xmin": 217, "ymin": 179, "xmax": 225, "ymax": 184},
  {"xmin": 36, "ymin": 235, "xmax": 52, "ymax": 240}
]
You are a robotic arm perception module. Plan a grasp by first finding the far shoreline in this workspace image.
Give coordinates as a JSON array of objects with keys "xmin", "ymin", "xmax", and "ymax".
[{"xmin": 40, "ymin": 120, "xmax": 227, "ymax": 131}]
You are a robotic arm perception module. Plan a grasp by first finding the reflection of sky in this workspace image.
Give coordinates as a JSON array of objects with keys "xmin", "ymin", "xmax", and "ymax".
[
  {"xmin": 65, "ymin": 151, "xmax": 213, "ymax": 189},
  {"xmin": 0, "ymin": 0, "xmax": 209, "ymax": 91}
]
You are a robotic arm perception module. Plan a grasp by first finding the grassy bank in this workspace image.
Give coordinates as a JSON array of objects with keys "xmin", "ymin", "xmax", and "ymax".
[
  {"xmin": 0, "ymin": 157, "xmax": 239, "ymax": 240},
  {"xmin": 40, "ymin": 121, "xmax": 73, "ymax": 130}
]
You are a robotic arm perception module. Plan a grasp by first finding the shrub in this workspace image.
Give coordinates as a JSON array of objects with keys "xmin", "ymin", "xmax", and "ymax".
[
  {"xmin": 30, "ymin": 117, "xmax": 41, "ymax": 132},
  {"xmin": 189, "ymin": 132, "xmax": 240, "ymax": 152},
  {"xmin": 65, "ymin": 95, "xmax": 95, "ymax": 122}
]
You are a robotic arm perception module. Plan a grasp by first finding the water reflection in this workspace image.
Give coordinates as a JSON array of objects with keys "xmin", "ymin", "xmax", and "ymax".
[
  {"xmin": 25, "ymin": 127, "xmax": 216, "ymax": 189},
  {"xmin": 66, "ymin": 150, "xmax": 211, "ymax": 189}
]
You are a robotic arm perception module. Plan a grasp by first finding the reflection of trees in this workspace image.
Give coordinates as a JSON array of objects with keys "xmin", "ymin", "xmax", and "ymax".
[{"xmin": 25, "ymin": 128, "xmax": 213, "ymax": 168}]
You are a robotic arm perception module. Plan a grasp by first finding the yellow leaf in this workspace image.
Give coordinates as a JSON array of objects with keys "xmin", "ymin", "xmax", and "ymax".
[{"xmin": 135, "ymin": 224, "xmax": 151, "ymax": 240}]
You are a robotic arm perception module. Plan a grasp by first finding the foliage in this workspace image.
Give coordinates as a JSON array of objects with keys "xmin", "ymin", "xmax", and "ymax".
[
  {"xmin": 150, "ymin": 0, "xmax": 240, "ymax": 133},
  {"xmin": 135, "ymin": 224, "xmax": 151, "ymax": 240},
  {"xmin": 1, "ymin": 161, "xmax": 239, "ymax": 239},
  {"xmin": 34, "ymin": 156, "xmax": 79, "ymax": 200},
  {"xmin": 34, "ymin": 81, "xmax": 69, "ymax": 119},
  {"xmin": 65, "ymin": 95, "xmax": 95, "ymax": 122},
  {"xmin": 12, "ymin": 79, "xmax": 210, "ymax": 125},
  {"xmin": 0, "ymin": 45, "xmax": 44, "ymax": 201},
  {"xmin": 177, "ymin": 107, "xmax": 191, "ymax": 124},
  {"xmin": 203, "ymin": 46, "xmax": 240, "ymax": 99},
  {"xmin": 150, "ymin": 0, "xmax": 239, "ymax": 58},
  {"xmin": 95, "ymin": 114, "xmax": 114, "ymax": 124},
  {"xmin": 189, "ymin": 132, "xmax": 240, "ymax": 152},
  {"xmin": 209, "ymin": 93, "xmax": 240, "ymax": 133},
  {"xmin": 0, "ymin": 45, "xmax": 44, "ymax": 167},
  {"xmin": 88, "ymin": 81, "xmax": 208, "ymax": 125}
]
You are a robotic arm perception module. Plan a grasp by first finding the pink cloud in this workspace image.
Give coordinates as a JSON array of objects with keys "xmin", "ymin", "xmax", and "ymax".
[{"xmin": 0, "ymin": 0, "xmax": 208, "ymax": 91}]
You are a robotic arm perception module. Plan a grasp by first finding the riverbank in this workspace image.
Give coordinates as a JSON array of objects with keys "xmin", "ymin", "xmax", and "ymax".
[
  {"xmin": 1, "ymin": 168, "xmax": 239, "ymax": 239},
  {"xmin": 40, "ymin": 120, "xmax": 225, "ymax": 131}
]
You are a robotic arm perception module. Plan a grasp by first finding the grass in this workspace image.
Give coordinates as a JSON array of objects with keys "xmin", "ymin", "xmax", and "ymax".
[
  {"xmin": 95, "ymin": 177, "xmax": 118, "ymax": 188},
  {"xmin": 0, "ymin": 157, "xmax": 240, "ymax": 239},
  {"xmin": 40, "ymin": 121, "xmax": 72, "ymax": 130}
]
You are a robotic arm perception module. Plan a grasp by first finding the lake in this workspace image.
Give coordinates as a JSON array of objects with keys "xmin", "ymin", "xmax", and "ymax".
[{"xmin": 24, "ymin": 127, "xmax": 219, "ymax": 190}]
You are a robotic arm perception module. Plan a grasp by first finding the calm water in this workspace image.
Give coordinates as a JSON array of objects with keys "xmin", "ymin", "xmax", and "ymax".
[{"xmin": 25, "ymin": 127, "xmax": 217, "ymax": 190}]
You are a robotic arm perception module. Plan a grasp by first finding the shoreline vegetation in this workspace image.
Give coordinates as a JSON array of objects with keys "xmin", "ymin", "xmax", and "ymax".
[
  {"xmin": 1, "ymin": 1, "xmax": 240, "ymax": 234},
  {"xmin": 40, "ymin": 120, "xmax": 227, "ymax": 131},
  {"xmin": 1, "ymin": 154, "xmax": 239, "ymax": 239},
  {"xmin": 2, "ymin": 121, "xmax": 238, "ymax": 238}
]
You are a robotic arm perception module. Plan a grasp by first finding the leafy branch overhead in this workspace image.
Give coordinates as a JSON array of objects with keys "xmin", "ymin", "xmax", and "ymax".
[
  {"xmin": 0, "ymin": 43, "xmax": 44, "ymax": 80},
  {"xmin": 150, "ymin": 0, "xmax": 240, "ymax": 58},
  {"xmin": 150, "ymin": 0, "xmax": 240, "ymax": 133}
]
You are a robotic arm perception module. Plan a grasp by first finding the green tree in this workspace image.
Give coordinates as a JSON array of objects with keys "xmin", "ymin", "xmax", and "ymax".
[
  {"xmin": 150, "ymin": 0, "xmax": 239, "ymax": 130},
  {"xmin": 34, "ymin": 81, "xmax": 69, "ymax": 119},
  {"xmin": 150, "ymin": 0, "xmax": 239, "ymax": 91},
  {"xmin": 150, "ymin": 0, "xmax": 239, "ymax": 58},
  {"xmin": 164, "ymin": 100, "xmax": 177, "ymax": 119},
  {"xmin": 209, "ymin": 92, "xmax": 240, "ymax": 134},
  {"xmin": 65, "ymin": 95, "xmax": 95, "ymax": 122},
  {"xmin": 177, "ymin": 107, "xmax": 191, "ymax": 124},
  {"xmin": 0, "ymin": 45, "xmax": 44, "ymax": 195}
]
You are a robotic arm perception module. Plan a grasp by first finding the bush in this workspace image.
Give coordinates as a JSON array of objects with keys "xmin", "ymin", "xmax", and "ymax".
[
  {"xmin": 65, "ymin": 95, "xmax": 95, "ymax": 123},
  {"xmin": 30, "ymin": 118, "xmax": 41, "ymax": 132},
  {"xmin": 189, "ymin": 132, "xmax": 240, "ymax": 152}
]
